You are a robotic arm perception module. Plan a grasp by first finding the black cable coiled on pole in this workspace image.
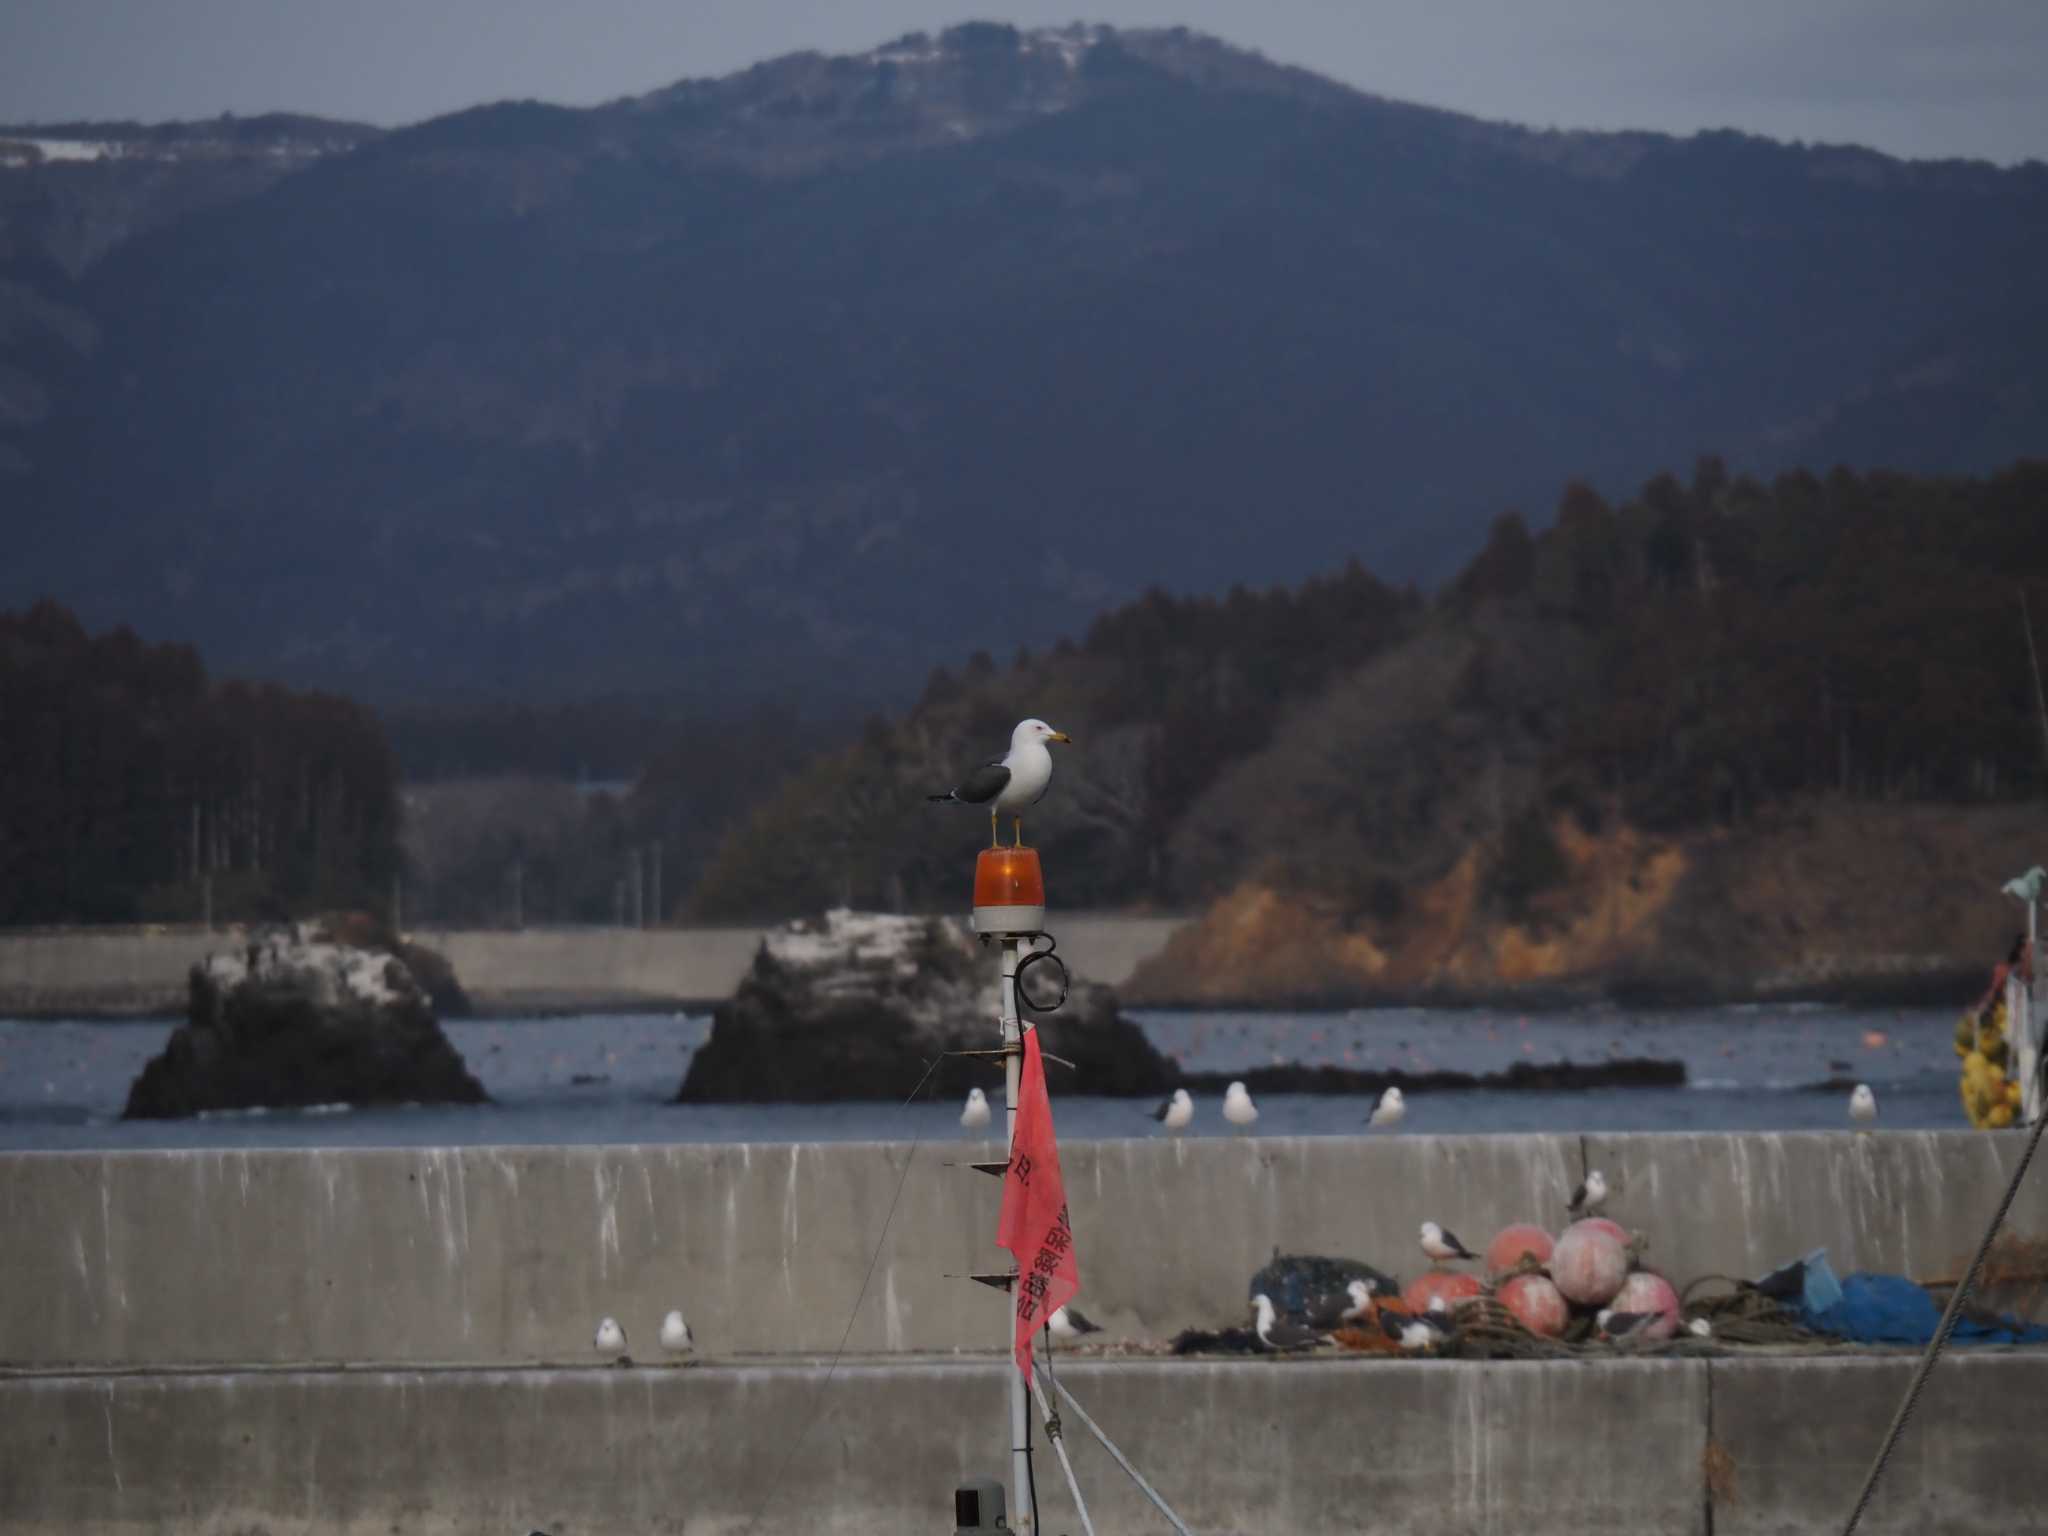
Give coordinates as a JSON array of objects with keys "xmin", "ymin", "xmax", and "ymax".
[{"xmin": 1015, "ymin": 931, "xmax": 1069, "ymax": 1013}]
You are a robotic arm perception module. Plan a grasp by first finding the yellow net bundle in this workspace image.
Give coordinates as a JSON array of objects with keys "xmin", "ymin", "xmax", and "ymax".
[{"xmin": 1956, "ymin": 998, "xmax": 2024, "ymax": 1129}]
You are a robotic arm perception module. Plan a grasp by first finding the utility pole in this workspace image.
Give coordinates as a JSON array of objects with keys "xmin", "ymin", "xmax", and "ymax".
[
  {"xmin": 511, "ymin": 859, "xmax": 524, "ymax": 931},
  {"xmin": 650, "ymin": 840, "xmax": 663, "ymax": 927}
]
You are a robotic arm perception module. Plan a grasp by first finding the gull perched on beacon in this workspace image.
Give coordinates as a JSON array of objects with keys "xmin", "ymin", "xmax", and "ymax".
[
  {"xmin": 1149, "ymin": 1088, "xmax": 1194, "ymax": 1132},
  {"xmin": 1370, "ymin": 1086, "xmax": 1405, "ymax": 1128},
  {"xmin": 927, "ymin": 718, "xmax": 1072, "ymax": 847},
  {"xmin": 1222, "ymin": 1080, "xmax": 1259, "ymax": 1131},
  {"xmin": 1849, "ymin": 1083, "xmax": 1877, "ymax": 1127},
  {"xmin": 960, "ymin": 1086, "xmax": 992, "ymax": 1130}
]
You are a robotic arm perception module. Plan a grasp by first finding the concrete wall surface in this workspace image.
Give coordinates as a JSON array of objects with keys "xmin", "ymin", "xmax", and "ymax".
[
  {"xmin": 5, "ymin": 1131, "xmax": 2043, "ymax": 1369},
  {"xmin": 4, "ymin": 1354, "xmax": 2041, "ymax": 1536},
  {"xmin": 0, "ymin": 914, "xmax": 1187, "ymax": 1014}
]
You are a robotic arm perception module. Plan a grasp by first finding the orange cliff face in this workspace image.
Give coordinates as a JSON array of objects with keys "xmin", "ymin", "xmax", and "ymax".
[{"xmin": 1122, "ymin": 802, "xmax": 2037, "ymax": 1006}]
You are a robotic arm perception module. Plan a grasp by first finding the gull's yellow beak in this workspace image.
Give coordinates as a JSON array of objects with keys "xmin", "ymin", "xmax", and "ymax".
[{"xmin": 1050, "ymin": 731, "xmax": 1072, "ymax": 744}]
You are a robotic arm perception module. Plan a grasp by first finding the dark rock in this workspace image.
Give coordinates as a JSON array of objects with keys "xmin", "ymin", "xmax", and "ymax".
[
  {"xmin": 122, "ymin": 928, "xmax": 487, "ymax": 1118},
  {"xmin": 676, "ymin": 910, "xmax": 1176, "ymax": 1102}
]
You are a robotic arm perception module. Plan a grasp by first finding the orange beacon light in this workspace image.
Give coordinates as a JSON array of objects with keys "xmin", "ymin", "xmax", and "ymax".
[{"xmin": 972, "ymin": 846, "xmax": 1045, "ymax": 936}]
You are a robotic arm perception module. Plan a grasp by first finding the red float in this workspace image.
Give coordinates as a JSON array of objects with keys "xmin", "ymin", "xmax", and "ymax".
[
  {"xmin": 1485, "ymin": 1223, "xmax": 1555, "ymax": 1278},
  {"xmin": 1498, "ymin": 1273, "xmax": 1569, "ymax": 1337},
  {"xmin": 1609, "ymin": 1270, "xmax": 1680, "ymax": 1339},
  {"xmin": 1403, "ymin": 1269, "xmax": 1484, "ymax": 1315},
  {"xmin": 1551, "ymin": 1220, "xmax": 1629, "ymax": 1306},
  {"xmin": 1576, "ymin": 1216, "xmax": 1629, "ymax": 1246}
]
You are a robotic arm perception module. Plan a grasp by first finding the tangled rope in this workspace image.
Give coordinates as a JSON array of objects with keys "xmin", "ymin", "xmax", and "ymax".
[{"xmin": 1680, "ymin": 1275, "xmax": 1823, "ymax": 1347}]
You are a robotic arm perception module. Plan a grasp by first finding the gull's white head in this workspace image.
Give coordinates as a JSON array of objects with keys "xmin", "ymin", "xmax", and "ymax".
[
  {"xmin": 1013, "ymin": 718, "xmax": 1072, "ymax": 749},
  {"xmin": 1595, "ymin": 1308, "xmax": 1614, "ymax": 1330},
  {"xmin": 1427, "ymin": 1293, "xmax": 1448, "ymax": 1316},
  {"xmin": 1421, "ymin": 1221, "xmax": 1443, "ymax": 1244},
  {"xmin": 1174, "ymin": 1088, "xmax": 1192, "ymax": 1107},
  {"xmin": 1585, "ymin": 1169, "xmax": 1608, "ymax": 1200},
  {"xmin": 966, "ymin": 1088, "xmax": 987, "ymax": 1106},
  {"xmin": 1225, "ymin": 1080, "xmax": 1250, "ymax": 1101},
  {"xmin": 1382, "ymin": 1087, "xmax": 1404, "ymax": 1107},
  {"xmin": 1348, "ymin": 1279, "xmax": 1374, "ymax": 1307}
]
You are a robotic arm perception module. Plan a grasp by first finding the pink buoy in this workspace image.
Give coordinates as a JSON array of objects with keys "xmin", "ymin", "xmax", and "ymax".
[
  {"xmin": 1610, "ymin": 1270, "xmax": 1680, "ymax": 1339},
  {"xmin": 1551, "ymin": 1220, "xmax": 1628, "ymax": 1306},
  {"xmin": 1498, "ymin": 1273, "xmax": 1568, "ymax": 1337},
  {"xmin": 1576, "ymin": 1217, "xmax": 1629, "ymax": 1246},
  {"xmin": 1486, "ymin": 1223, "xmax": 1555, "ymax": 1278},
  {"xmin": 1403, "ymin": 1269, "xmax": 1484, "ymax": 1315}
]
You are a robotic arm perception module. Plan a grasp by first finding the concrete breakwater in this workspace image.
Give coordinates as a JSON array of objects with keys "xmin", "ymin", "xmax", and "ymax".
[
  {"xmin": 4, "ymin": 1132, "xmax": 2041, "ymax": 1368},
  {"xmin": 9, "ymin": 1353, "xmax": 2042, "ymax": 1536},
  {"xmin": 0, "ymin": 915, "xmax": 1188, "ymax": 1017},
  {"xmin": 6, "ymin": 1131, "xmax": 2045, "ymax": 1535}
]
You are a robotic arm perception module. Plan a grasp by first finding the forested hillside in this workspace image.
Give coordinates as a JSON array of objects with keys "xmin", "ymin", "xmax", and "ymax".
[
  {"xmin": 0, "ymin": 601, "xmax": 399, "ymax": 924},
  {"xmin": 688, "ymin": 459, "xmax": 2048, "ymax": 956}
]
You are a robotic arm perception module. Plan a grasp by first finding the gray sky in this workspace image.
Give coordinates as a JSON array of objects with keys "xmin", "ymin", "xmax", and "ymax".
[{"xmin": 3, "ymin": 0, "xmax": 2044, "ymax": 164}]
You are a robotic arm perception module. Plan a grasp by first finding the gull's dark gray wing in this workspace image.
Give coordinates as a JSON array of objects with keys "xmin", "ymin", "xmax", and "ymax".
[{"xmin": 931, "ymin": 758, "xmax": 1011, "ymax": 805}]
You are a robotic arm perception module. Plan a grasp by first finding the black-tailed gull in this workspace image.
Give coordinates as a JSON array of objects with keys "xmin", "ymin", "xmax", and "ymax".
[{"xmin": 927, "ymin": 718, "xmax": 1071, "ymax": 846}]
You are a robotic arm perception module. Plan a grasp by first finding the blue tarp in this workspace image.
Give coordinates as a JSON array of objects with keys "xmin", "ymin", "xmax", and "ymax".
[{"xmin": 1802, "ymin": 1271, "xmax": 2048, "ymax": 1346}]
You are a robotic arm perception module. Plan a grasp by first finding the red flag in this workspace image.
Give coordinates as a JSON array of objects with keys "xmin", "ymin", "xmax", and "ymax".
[{"xmin": 996, "ymin": 1026, "xmax": 1079, "ymax": 1377}]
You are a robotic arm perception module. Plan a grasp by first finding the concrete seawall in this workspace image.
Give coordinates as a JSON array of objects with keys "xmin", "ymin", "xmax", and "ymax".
[
  {"xmin": 0, "ymin": 914, "xmax": 1188, "ymax": 1015},
  {"xmin": 4, "ymin": 1354, "xmax": 2042, "ymax": 1535},
  {"xmin": 5, "ymin": 1132, "xmax": 2041, "ymax": 1368}
]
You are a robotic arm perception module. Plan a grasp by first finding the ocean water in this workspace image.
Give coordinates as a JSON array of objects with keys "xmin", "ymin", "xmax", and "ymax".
[{"xmin": 0, "ymin": 1003, "xmax": 1969, "ymax": 1151}]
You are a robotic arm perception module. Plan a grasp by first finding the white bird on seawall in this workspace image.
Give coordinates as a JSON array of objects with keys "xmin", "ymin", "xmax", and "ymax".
[
  {"xmin": 594, "ymin": 1317, "xmax": 627, "ymax": 1362},
  {"xmin": 1223, "ymin": 1080, "xmax": 1259, "ymax": 1131},
  {"xmin": 1149, "ymin": 1088, "xmax": 1194, "ymax": 1132},
  {"xmin": 926, "ymin": 718, "xmax": 1072, "ymax": 848},
  {"xmin": 1568, "ymin": 1168, "xmax": 1609, "ymax": 1218},
  {"xmin": 1048, "ymin": 1305, "xmax": 1103, "ymax": 1343},
  {"xmin": 660, "ymin": 1309, "xmax": 695, "ymax": 1354},
  {"xmin": 1250, "ymin": 1293, "xmax": 1328, "ymax": 1351},
  {"xmin": 1420, "ymin": 1221, "xmax": 1476, "ymax": 1264},
  {"xmin": 1850, "ymin": 1083, "xmax": 1877, "ymax": 1127},
  {"xmin": 960, "ymin": 1086, "xmax": 992, "ymax": 1130},
  {"xmin": 1371, "ymin": 1086, "xmax": 1405, "ymax": 1128}
]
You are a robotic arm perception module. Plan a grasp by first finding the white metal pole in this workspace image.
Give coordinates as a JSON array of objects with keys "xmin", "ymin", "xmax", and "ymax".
[{"xmin": 1000, "ymin": 934, "xmax": 1033, "ymax": 1533}]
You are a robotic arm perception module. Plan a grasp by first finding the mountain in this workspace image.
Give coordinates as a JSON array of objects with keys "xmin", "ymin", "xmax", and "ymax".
[{"xmin": 5, "ymin": 23, "xmax": 2046, "ymax": 707}]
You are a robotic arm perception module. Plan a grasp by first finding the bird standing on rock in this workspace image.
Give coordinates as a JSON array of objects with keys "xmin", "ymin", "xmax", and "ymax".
[
  {"xmin": 1370, "ymin": 1087, "xmax": 1406, "ymax": 1128},
  {"xmin": 1223, "ymin": 1081, "xmax": 1259, "ymax": 1131},
  {"xmin": 1149, "ymin": 1088, "xmax": 1194, "ymax": 1132},
  {"xmin": 1419, "ymin": 1221, "xmax": 1476, "ymax": 1265},
  {"xmin": 926, "ymin": 718, "xmax": 1071, "ymax": 847},
  {"xmin": 1568, "ymin": 1169, "xmax": 1610, "ymax": 1218},
  {"xmin": 960, "ymin": 1086, "xmax": 992, "ymax": 1130}
]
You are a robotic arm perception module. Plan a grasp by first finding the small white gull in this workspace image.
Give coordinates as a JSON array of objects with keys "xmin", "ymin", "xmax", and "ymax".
[
  {"xmin": 594, "ymin": 1317, "xmax": 627, "ymax": 1361},
  {"xmin": 1370, "ymin": 1086, "xmax": 1405, "ymax": 1128},
  {"xmin": 1250, "ymin": 1293, "xmax": 1327, "ymax": 1351},
  {"xmin": 1568, "ymin": 1168, "xmax": 1609, "ymax": 1218},
  {"xmin": 1849, "ymin": 1084, "xmax": 1877, "ymax": 1126},
  {"xmin": 960, "ymin": 1086, "xmax": 992, "ymax": 1130},
  {"xmin": 1222, "ymin": 1081, "xmax": 1259, "ymax": 1131},
  {"xmin": 659, "ymin": 1309, "xmax": 695, "ymax": 1354},
  {"xmin": 1149, "ymin": 1088, "xmax": 1194, "ymax": 1132},
  {"xmin": 1419, "ymin": 1221, "xmax": 1476, "ymax": 1264},
  {"xmin": 1048, "ymin": 1305, "xmax": 1103, "ymax": 1342}
]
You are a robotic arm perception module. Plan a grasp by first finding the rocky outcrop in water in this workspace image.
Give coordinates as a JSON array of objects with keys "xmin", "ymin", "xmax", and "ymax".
[
  {"xmin": 676, "ymin": 910, "xmax": 1176, "ymax": 1102},
  {"xmin": 122, "ymin": 928, "xmax": 487, "ymax": 1118}
]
